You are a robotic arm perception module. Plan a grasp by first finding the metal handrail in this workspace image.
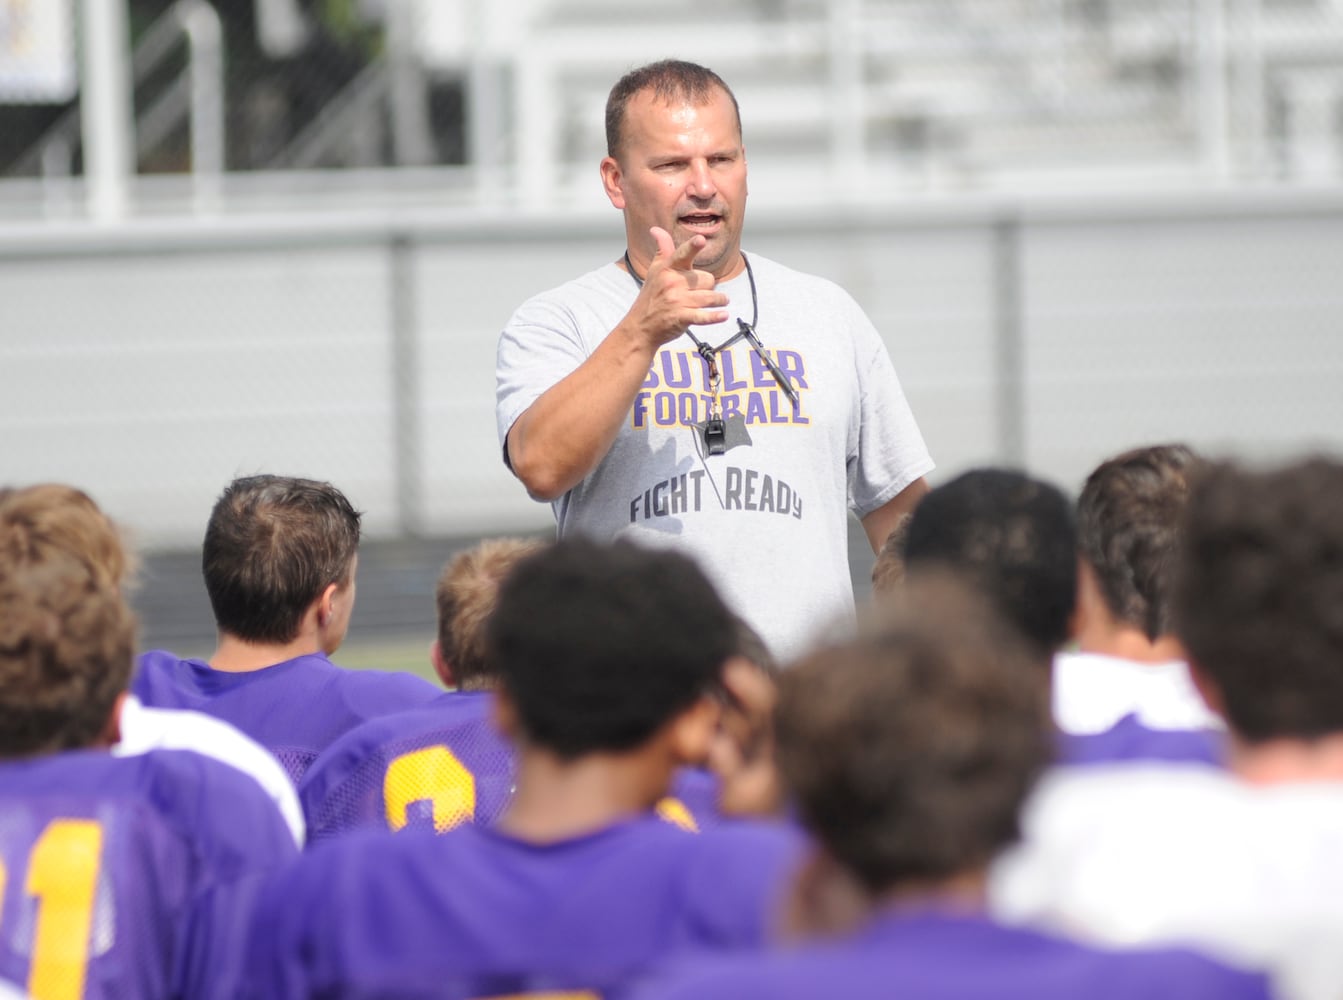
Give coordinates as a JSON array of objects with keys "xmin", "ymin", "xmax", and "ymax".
[{"xmin": 8, "ymin": 0, "xmax": 223, "ymax": 211}]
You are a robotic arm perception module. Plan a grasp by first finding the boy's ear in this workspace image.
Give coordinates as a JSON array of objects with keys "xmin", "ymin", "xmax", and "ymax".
[
  {"xmin": 430, "ymin": 640, "xmax": 455, "ymax": 690},
  {"xmin": 491, "ymin": 686, "xmax": 522, "ymax": 740},
  {"xmin": 668, "ymin": 694, "xmax": 720, "ymax": 768},
  {"xmin": 98, "ymin": 691, "xmax": 129, "ymax": 749},
  {"xmin": 1187, "ymin": 657, "xmax": 1228, "ymax": 723}
]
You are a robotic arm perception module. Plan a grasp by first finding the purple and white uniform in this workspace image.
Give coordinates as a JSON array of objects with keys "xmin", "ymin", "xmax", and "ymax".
[
  {"xmin": 0, "ymin": 748, "xmax": 297, "ymax": 999},
  {"xmin": 133, "ymin": 650, "xmax": 441, "ymax": 782}
]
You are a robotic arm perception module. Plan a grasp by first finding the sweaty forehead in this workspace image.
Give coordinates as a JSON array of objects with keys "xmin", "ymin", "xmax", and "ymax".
[{"xmin": 618, "ymin": 90, "xmax": 742, "ymax": 155}]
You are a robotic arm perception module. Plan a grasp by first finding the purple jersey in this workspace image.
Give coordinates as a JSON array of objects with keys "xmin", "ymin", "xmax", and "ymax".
[
  {"xmin": 0, "ymin": 748, "xmax": 297, "ymax": 999},
  {"xmin": 635, "ymin": 909, "xmax": 1272, "ymax": 1000},
  {"xmin": 298, "ymin": 692, "xmax": 726, "ymax": 841},
  {"xmin": 133, "ymin": 649, "xmax": 441, "ymax": 782},
  {"xmin": 1057, "ymin": 713, "xmax": 1226, "ymax": 768},
  {"xmin": 244, "ymin": 816, "xmax": 803, "ymax": 999},
  {"xmin": 298, "ymin": 692, "xmax": 516, "ymax": 840}
]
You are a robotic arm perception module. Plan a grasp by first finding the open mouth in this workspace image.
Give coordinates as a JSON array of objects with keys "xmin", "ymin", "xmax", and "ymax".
[{"xmin": 680, "ymin": 213, "xmax": 722, "ymax": 232}]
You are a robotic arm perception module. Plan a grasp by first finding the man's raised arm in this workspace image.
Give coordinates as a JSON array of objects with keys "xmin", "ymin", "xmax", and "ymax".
[{"xmin": 505, "ymin": 229, "xmax": 729, "ymax": 501}]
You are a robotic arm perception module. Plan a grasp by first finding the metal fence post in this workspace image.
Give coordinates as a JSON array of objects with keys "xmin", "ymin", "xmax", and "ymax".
[{"xmin": 993, "ymin": 215, "xmax": 1026, "ymax": 467}]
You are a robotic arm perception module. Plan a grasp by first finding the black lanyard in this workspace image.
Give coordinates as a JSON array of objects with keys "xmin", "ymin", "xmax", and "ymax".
[{"xmin": 620, "ymin": 250, "xmax": 798, "ymax": 410}]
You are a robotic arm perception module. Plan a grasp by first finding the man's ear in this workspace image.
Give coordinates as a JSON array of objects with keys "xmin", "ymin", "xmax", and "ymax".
[
  {"xmin": 1071, "ymin": 557, "xmax": 1105, "ymax": 642},
  {"xmin": 1187, "ymin": 657, "xmax": 1228, "ymax": 723},
  {"xmin": 668, "ymin": 694, "xmax": 719, "ymax": 767},
  {"xmin": 430, "ymin": 640, "xmax": 455, "ymax": 690},
  {"xmin": 491, "ymin": 685, "xmax": 522, "ymax": 741},
  {"xmin": 600, "ymin": 156, "xmax": 626, "ymax": 209},
  {"xmin": 97, "ymin": 691, "xmax": 129, "ymax": 749},
  {"xmin": 317, "ymin": 581, "xmax": 339, "ymax": 628}
]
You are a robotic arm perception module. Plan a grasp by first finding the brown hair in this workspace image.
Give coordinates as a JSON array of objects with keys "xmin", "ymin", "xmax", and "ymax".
[
  {"xmin": 436, "ymin": 537, "xmax": 547, "ymax": 691},
  {"xmin": 1175, "ymin": 457, "xmax": 1343, "ymax": 743},
  {"xmin": 1078, "ymin": 444, "xmax": 1202, "ymax": 640},
  {"xmin": 0, "ymin": 490, "xmax": 135, "ymax": 756},
  {"xmin": 202, "ymin": 475, "xmax": 361, "ymax": 644},
  {"xmin": 605, "ymin": 59, "xmax": 741, "ymax": 159},
  {"xmin": 0, "ymin": 483, "xmax": 137, "ymax": 589},
  {"xmin": 777, "ymin": 572, "xmax": 1051, "ymax": 893}
]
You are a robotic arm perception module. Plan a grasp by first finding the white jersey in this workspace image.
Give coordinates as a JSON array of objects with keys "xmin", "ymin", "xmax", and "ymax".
[
  {"xmin": 990, "ymin": 763, "xmax": 1343, "ymax": 1000},
  {"xmin": 115, "ymin": 693, "xmax": 306, "ymax": 847},
  {"xmin": 1052, "ymin": 651, "xmax": 1223, "ymax": 735}
]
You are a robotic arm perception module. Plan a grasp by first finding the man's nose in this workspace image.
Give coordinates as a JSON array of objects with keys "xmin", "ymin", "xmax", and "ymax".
[{"xmin": 686, "ymin": 160, "xmax": 716, "ymax": 199}]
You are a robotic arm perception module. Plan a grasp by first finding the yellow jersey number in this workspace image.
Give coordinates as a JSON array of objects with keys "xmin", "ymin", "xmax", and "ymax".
[
  {"xmin": 0, "ymin": 819, "xmax": 104, "ymax": 1000},
  {"xmin": 381, "ymin": 746, "xmax": 700, "ymax": 834}
]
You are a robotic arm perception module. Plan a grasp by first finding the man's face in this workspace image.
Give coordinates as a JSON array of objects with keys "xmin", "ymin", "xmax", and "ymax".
[{"xmin": 601, "ymin": 86, "xmax": 748, "ymax": 281}]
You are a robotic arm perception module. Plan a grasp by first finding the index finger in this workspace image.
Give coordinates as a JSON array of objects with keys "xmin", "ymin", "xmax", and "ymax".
[{"xmin": 668, "ymin": 234, "xmax": 707, "ymax": 272}]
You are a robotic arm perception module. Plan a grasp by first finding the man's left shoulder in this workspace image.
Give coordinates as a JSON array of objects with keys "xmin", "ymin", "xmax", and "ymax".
[{"xmin": 746, "ymin": 253, "xmax": 856, "ymax": 302}]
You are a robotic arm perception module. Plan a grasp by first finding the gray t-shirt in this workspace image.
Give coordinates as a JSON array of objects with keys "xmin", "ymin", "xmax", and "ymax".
[{"xmin": 496, "ymin": 252, "xmax": 933, "ymax": 663}]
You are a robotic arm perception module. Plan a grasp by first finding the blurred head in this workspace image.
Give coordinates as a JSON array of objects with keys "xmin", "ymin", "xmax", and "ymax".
[
  {"xmin": 485, "ymin": 537, "xmax": 735, "ymax": 760},
  {"xmin": 0, "ymin": 483, "xmax": 136, "ymax": 590},
  {"xmin": 778, "ymin": 572, "xmax": 1051, "ymax": 895},
  {"xmin": 601, "ymin": 60, "xmax": 748, "ymax": 280},
  {"xmin": 0, "ymin": 491, "xmax": 135, "ymax": 756},
  {"xmin": 1175, "ymin": 457, "xmax": 1343, "ymax": 744},
  {"xmin": 902, "ymin": 469, "xmax": 1077, "ymax": 660},
  {"xmin": 202, "ymin": 475, "xmax": 361, "ymax": 648},
  {"xmin": 1078, "ymin": 444, "xmax": 1203, "ymax": 641},
  {"xmin": 434, "ymin": 537, "xmax": 548, "ymax": 691}
]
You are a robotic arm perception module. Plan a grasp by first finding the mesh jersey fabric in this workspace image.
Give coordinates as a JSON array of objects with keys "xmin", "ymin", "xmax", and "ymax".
[
  {"xmin": 0, "ymin": 748, "xmax": 297, "ymax": 999},
  {"xmin": 300, "ymin": 692, "xmax": 726, "ymax": 841},
  {"xmin": 243, "ymin": 816, "xmax": 804, "ymax": 999},
  {"xmin": 132, "ymin": 649, "xmax": 442, "ymax": 783}
]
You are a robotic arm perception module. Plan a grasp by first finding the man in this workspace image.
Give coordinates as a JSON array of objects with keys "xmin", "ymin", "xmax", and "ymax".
[
  {"xmin": 0, "ymin": 482, "xmax": 305, "ymax": 844},
  {"xmin": 633, "ymin": 574, "xmax": 1270, "ymax": 1000},
  {"xmin": 991, "ymin": 457, "xmax": 1343, "ymax": 1000},
  {"xmin": 133, "ymin": 474, "xmax": 440, "ymax": 782},
  {"xmin": 1054, "ymin": 444, "xmax": 1222, "ymax": 745},
  {"xmin": 496, "ymin": 59, "xmax": 932, "ymax": 662},
  {"xmin": 244, "ymin": 538, "xmax": 802, "ymax": 998},
  {"xmin": 0, "ymin": 486, "xmax": 297, "ymax": 998}
]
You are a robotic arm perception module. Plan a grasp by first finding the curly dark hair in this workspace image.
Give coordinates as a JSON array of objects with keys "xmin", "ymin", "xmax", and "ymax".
[
  {"xmin": 902, "ymin": 468, "xmax": 1076, "ymax": 659},
  {"xmin": 1078, "ymin": 444, "xmax": 1203, "ymax": 640},
  {"xmin": 0, "ymin": 492, "xmax": 135, "ymax": 756},
  {"xmin": 486, "ymin": 537, "xmax": 735, "ymax": 759},
  {"xmin": 1175, "ymin": 457, "xmax": 1343, "ymax": 743},
  {"xmin": 778, "ymin": 572, "xmax": 1051, "ymax": 893}
]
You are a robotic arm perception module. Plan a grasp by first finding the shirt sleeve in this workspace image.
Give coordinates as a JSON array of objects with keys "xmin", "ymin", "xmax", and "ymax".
[
  {"xmin": 843, "ymin": 297, "xmax": 934, "ymax": 517},
  {"xmin": 495, "ymin": 291, "xmax": 593, "ymax": 461}
]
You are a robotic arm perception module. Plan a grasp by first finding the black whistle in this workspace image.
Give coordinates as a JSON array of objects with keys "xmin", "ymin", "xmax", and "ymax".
[{"xmin": 702, "ymin": 418, "xmax": 727, "ymax": 456}]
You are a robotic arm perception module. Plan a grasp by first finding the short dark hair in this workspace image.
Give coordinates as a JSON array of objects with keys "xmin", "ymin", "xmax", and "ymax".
[
  {"xmin": 486, "ymin": 537, "xmax": 735, "ymax": 759},
  {"xmin": 435, "ymin": 537, "xmax": 547, "ymax": 691},
  {"xmin": 0, "ymin": 492, "xmax": 135, "ymax": 756},
  {"xmin": 202, "ymin": 475, "xmax": 362, "ymax": 644},
  {"xmin": 902, "ymin": 469, "xmax": 1077, "ymax": 657},
  {"xmin": 1078, "ymin": 444, "xmax": 1203, "ymax": 640},
  {"xmin": 1175, "ymin": 457, "xmax": 1343, "ymax": 743},
  {"xmin": 778, "ymin": 573, "xmax": 1051, "ymax": 893},
  {"xmin": 605, "ymin": 59, "xmax": 742, "ymax": 159}
]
